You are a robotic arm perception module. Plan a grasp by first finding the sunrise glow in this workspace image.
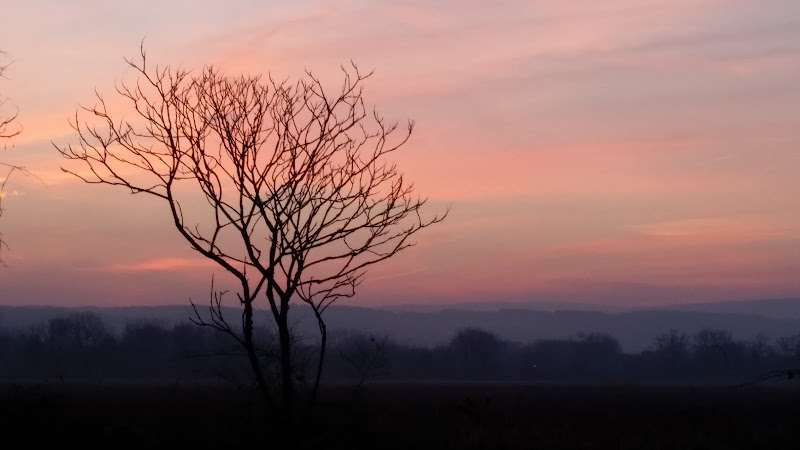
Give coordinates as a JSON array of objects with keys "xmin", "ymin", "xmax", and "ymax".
[{"xmin": 1, "ymin": 0, "xmax": 799, "ymax": 307}]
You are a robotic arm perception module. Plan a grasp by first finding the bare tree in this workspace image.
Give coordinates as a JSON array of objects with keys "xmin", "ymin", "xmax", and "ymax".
[
  {"xmin": 0, "ymin": 51, "xmax": 20, "ymax": 141},
  {"xmin": 56, "ymin": 46, "xmax": 447, "ymax": 427},
  {"xmin": 0, "ymin": 50, "xmax": 23, "ymax": 263}
]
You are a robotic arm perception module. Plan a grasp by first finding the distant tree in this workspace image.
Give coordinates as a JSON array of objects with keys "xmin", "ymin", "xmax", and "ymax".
[
  {"xmin": 56, "ymin": 45, "xmax": 447, "ymax": 429},
  {"xmin": 572, "ymin": 332, "xmax": 621, "ymax": 354},
  {"xmin": 570, "ymin": 332, "xmax": 623, "ymax": 378},
  {"xmin": 691, "ymin": 328, "xmax": 751, "ymax": 381},
  {"xmin": 448, "ymin": 328, "xmax": 507, "ymax": 380},
  {"xmin": 44, "ymin": 313, "xmax": 116, "ymax": 381},
  {"xmin": 46, "ymin": 312, "xmax": 112, "ymax": 350},
  {"xmin": 0, "ymin": 327, "xmax": 12, "ymax": 378},
  {"xmin": 645, "ymin": 329, "xmax": 691, "ymax": 380},
  {"xmin": 738, "ymin": 333, "xmax": 800, "ymax": 386},
  {"xmin": 338, "ymin": 332, "xmax": 389, "ymax": 388},
  {"xmin": 776, "ymin": 333, "xmax": 800, "ymax": 361},
  {"xmin": 118, "ymin": 320, "xmax": 172, "ymax": 379},
  {"xmin": 746, "ymin": 333, "xmax": 774, "ymax": 361},
  {"xmin": 692, "ymin": 328, "xmax": 740, "ymax": 362},
  {"xmin": 652, "ymin": 329, "xmax": 690, "ymax": 361}
]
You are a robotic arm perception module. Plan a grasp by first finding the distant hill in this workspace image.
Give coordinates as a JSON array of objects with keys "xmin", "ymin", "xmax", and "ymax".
[
  {"xmin": 2, "ymin": 302, "xmax": 800, "ymax": 352},
  {"xmin": 377, "ymin": 300, "xmax": 632, "ymax": 313},
  {"xmin": 651, "ymin": 297, "xmax": 800, "ymax": 319},
  {"xmin": 378, "ymin": 297, "xmax": 800, "ymax": 318}
]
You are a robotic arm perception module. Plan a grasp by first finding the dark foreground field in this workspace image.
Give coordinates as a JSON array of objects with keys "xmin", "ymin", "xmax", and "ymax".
[{"xmin": 2, "ymin": 382, "xmax": 799, "ymax": 449}]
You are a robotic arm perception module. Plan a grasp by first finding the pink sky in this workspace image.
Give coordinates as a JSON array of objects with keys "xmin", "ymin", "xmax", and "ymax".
[{"xmin": 1, "ymin": 0, "xmax": 799, "ymax": 307}]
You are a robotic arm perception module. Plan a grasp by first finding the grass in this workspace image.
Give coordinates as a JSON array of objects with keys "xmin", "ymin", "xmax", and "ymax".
[{"xmin": 1, "ymin": 382, "xmax": 799, "ymax": 449}]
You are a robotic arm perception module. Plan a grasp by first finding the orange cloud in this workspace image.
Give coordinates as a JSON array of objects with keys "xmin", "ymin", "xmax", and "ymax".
[
  {"xmin": 87, "ymin": 257, "xmax": 215, "ymax": 273},
  {"xmin": 628, "ymin": 218, "xmax": 799, "ymax": 242}
]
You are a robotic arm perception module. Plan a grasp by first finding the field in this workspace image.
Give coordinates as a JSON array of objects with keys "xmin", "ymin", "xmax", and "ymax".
[{"xmin": 2, "ymin": 382, "xmax": 799, "ymax": 449}]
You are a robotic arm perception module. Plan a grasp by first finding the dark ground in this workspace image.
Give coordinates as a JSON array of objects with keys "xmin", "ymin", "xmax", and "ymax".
[{"xmin": 1, "ymin": 382, "xmax": 799, "ymax": 449}]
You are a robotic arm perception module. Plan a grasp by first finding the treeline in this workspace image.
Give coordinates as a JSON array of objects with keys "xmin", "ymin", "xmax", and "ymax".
[{"xmin": 0, "ymin": 312, "xmax": 799, "ymax": 385}]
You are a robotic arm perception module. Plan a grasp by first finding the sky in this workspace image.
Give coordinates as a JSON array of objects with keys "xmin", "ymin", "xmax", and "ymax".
[{"xmin": 0, "ymin": 0, "xmax": 799, "ymax": 308}]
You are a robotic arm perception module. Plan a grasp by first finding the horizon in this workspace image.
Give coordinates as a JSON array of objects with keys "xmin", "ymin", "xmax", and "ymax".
[
  {"xmin": 2, "ymin": 294, "xmax": 800, "ymax": 313},
  {"xmin": 4, "ymin": 295, "xmax": 800, "ymax": 355},
  {"xmin": 2, "ymin": 1, "xmax": 800, "ymax": 308}
]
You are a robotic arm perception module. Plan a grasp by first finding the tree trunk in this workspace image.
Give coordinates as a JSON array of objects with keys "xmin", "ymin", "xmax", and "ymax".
[
  {"xmin": 310, "ymin": 308, "xmax": 327, "ymax": 412},
  {"xmin": 243, "ymin": 299, "xmax": 274, "ymax": 416},
  {"xmin": 277, "ymin": 300, "xmax": 294, "ymax": 428}
]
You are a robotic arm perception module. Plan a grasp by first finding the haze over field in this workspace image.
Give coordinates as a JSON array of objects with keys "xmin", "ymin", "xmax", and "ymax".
[
  {"xmin": 3, "ymin": 298, "xmax": 800, "ymax": 352},
  {"xmin": 1, "ymin": 0, "xmax": 799, "ymax": 309}
]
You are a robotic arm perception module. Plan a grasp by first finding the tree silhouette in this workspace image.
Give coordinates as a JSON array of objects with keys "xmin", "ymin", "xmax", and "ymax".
[
  {"xmin": 0, "ymin": 50, "xmax": 22, "ymax": 263},
  {"xmin": 0, "ymin": 51, "xmax": 19, "ymax": 142},
  {"xmin": 56, "ymin": 45, "xmax": 447, "ymax": 428},
  {"xmin": 448, "ymin": 328, "xmax": 506, "ymax": 380}
]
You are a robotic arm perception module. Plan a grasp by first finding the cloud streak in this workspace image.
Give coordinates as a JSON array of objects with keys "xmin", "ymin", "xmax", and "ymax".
[
  {"xmin": 1, "ymin": 0, "xmax": 799, "ymax": 306},
  {"xmin": 87, "ymin": 257, "xmax": 216, "ymax": 273}
]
